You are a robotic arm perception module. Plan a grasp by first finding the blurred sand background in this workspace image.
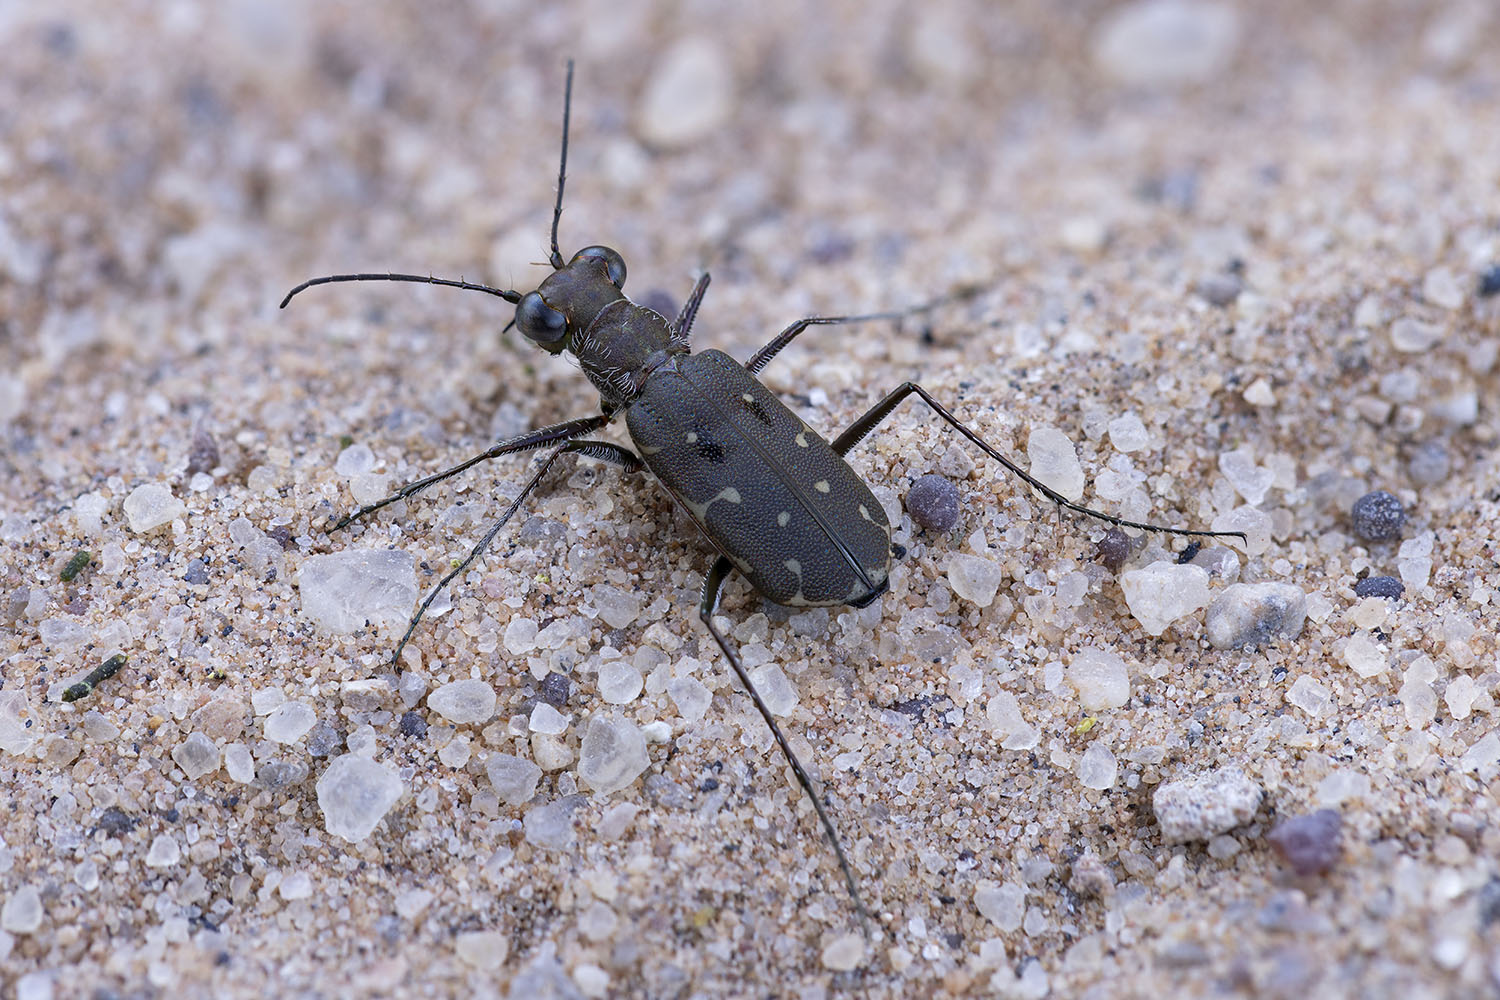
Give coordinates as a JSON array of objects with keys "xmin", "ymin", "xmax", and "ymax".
[{"xmin": 2, "ymin": 1, "xmax": 1499, "ymax": 997}]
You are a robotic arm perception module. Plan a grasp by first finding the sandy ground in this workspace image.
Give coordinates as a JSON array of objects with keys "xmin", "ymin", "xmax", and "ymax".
[{"xmin": 2, "ymin": 1, "xmax": 1499, "ymax": 997}]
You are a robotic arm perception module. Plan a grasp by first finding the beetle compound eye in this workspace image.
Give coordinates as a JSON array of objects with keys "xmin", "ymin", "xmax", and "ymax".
[
  {"xmin": 573, "ymin": 245, "xmax": 626, "ymax": 288},
  {"xmin": 515, "ymin": 291, "xmax": 568, "ymax": 346}
]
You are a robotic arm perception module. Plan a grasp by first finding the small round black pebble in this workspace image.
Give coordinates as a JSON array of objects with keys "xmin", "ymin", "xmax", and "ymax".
[
  {"xmin": 1350, "ymin": 490, "xmax": 1405, "ymax": 542},
  {"xmin": 1268, "ymin": 809, "xmax": 1342, "ymax": 876},
  {"xmin": 1096, "ymin": 527, "xmax": 1131, "ymax": 573},
  {"xmin": 398, "ymin": 710, "xmax": 428, "ymax": 739},
  {"xmin": 1479, "ymin": 264, "xmax": 1500, "ymax": 298},
  {"xmin": 541, "ymin": 671, "xmax": 571, "ymax": 708},
  {"xmin": 906, "ymin": 473, "xmax": 960, "ymax": 532},
  {"xmin": 1352, "ymin": 575, "xmax": 1404, "ymax": 600}
]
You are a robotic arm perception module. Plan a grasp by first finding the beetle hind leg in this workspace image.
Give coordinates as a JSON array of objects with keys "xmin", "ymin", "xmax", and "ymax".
[
  {"xmin": 832, "ymin": 382, "xmax": 1245, "ymax": 542},
  {"xmin": 699, "ymin": 556, "xmax": 870, "ymax": 931}
]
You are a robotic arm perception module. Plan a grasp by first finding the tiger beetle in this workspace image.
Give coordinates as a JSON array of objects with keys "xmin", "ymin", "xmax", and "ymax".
[{"xmin": 282, "ymin": 61, "xmax": 1244, "ymax": 927}]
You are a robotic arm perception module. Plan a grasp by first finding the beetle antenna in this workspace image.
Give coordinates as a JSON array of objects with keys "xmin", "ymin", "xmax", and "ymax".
[
  {"xmin": 279, "ymin": 273, "xmax": 523, "ymax": 309},
  {"xmin": 548, "ymin": 60, "xmax": 574, "ymax": 270}
]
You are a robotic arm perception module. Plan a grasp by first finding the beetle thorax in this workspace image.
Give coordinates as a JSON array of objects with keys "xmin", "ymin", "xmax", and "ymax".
[{"xmin": 575, "ymin": 299, "xmax": 677, "ymax": 406}]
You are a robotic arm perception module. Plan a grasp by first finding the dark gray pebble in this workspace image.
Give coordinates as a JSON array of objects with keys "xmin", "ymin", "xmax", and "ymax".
[
  {"xmin": 1352, "ymin": 575, "xmax": 1404, "ymax": 600},
  {"xmin": 398, "ymin": 710, "xmax": 428, "ymax": 739},
  {"xmin": 906, "ymin": 473, "xmax": 960, "ymax": 532},
  {"xmin": 1097, "ymin": 527, "xmax": 1132, "ymax": 573},
  {"xmin": 1350, "ymin": 490, "xmax": 1405, "ymax": 542},
  {"xmin": 1268, "ymin": 809, "xmax": 1342, "ymax": 876},
  {"xmin": 541, "ymin": 671, "xmax": 570, "ymax": 708},
  {"xmin": 184, "ymin": 559, "xmax": 209, "ymax": 585}
]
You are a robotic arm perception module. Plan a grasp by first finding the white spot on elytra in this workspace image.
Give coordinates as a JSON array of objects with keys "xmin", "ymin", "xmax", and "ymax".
[
  {"xmin": 685, "ymin": 431, "xmax": 697, "ymax": 443},
  {"xmin": 777, "ymin": 511, "xmax": 790, "ymax": 527},
  {"xmin": 795, "ymin": 432, "xmax": 809, "ymax": 448},
  {"xmin": 718, "ymin": 487, "xmax": 742, "ymax": 504},
  {"xmin": 784, "ymin": 559, "xmax": 802, "ymax": 575},
  {"xmin": 742, "ymin": 393, "xmax": 755, "ymax": 404},
  {"xmin": 814, "ymin": 480, "xmax": 830, "ymax": 493},
  {"xmin": 859, "ymin": 504, "xmax": 872, "ymax": 521}
]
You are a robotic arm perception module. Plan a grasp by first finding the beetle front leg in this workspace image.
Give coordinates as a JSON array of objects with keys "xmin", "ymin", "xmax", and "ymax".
[
  {"xmin": 387, "ymin": 438, "xmax": 641, "ymax": 668},
  {"xmin": 332, "ymin": 413, "xmax": 612, "ymax": 530}
]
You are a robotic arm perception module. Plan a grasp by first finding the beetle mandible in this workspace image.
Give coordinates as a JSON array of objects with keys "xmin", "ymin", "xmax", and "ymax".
[{"xmin": 282, "ymin": 61, "xmax": 1243, "ymax": 922}]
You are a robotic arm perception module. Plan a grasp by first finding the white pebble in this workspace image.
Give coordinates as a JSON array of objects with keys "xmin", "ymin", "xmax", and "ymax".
[
  {"xmin": 1422, "ymin": 266, "xmax": 1464, "ymax": 309},
  {"xmin": 171, "ymin": 732, "xmax": 220, "ymax": 779},
  {"xmin": 1205, "ymin": 582, "xmax": 1307, "ymax": 649},
  {"xmin": 529, "ymin": 703, "xmax": 569, "ymax": 735},
  {"xmin": 278, "ymin": 871, "xmax": 313, "ymax": 900},
  {"xmin": 0, "ymin": 691, "xmax": 35, "ymax": 756},
  {"xmin": 1242, "ymin": 378, "xmax": 1276, "ymax": 407},
  {"xmin": 39, "ymin": 619, "xmax": 89, "ymax": 654},
  {"xmin": 1459, "ymin": 733, "xmax": 1500, "ymax": 774},
  {"xmin": 986, "ymin": 692, "xmax": 1039, "ymax": 750},
  {"xmin": 668, "ymin": 676, "xmax": 712, "ymax": 722},
  {"xmin": 1446, "ymin": 675, "xmax": 1477, "ymax": 720},
  {"xmin": 948, "ymin": 553, "xmax": 1003, "ymax": 607},
  {"xmin": 1217, "ymin": 448, "xmax": 1274, "ymax": 505},
  {"xmin": 1066, "ymin": 648, "xmax": 1130, "ymax": 710},
  {"xmin": 1119, "ymin": 562, "xmax": 1210, "ymax": 636},
  {"xmin": 72, "ymin": 492, "xmax": 108, "ymax": 536},
  {"xmin": 821, "ymin": 933, "xmax": 866, "ymax": 971},
  {"xmin": 334, "ymin": 443, "xmax": 375, "ymax": 476},
  {"xmin": 1107, "ymin": 413, "xmax": 1149, "ymax": 452},
  {"xmin": 297, "ymin": 550, "xmax": 417, "ymax": 634},
  {"xmin": 1388, "ymin": 317, "xmax": 1443, "ymax": 353},
  {"xmin": 1152, "ymin": 766, "xmax": 1262, "ymax": 842},
  {"xmin": 504, "ymin": 617, "xmax": 539, "ymax": 655},
  {"xmin": 1286, "ymin": 675, "xmax": 1332, "ymax": 718},
  {"xmin": 454, "ymin": 930, "xmax": 508, "ymax": 970},
  {"xmin": 263, "ymin": 702, "xmax": 316, "ymax": 744},
  {"xmin": 1341, "ymin": 633, "xmax": 1387, "ymax": 677},
  {"xmin": 437, "ymin": 735, "xmax": 471, "ymax": 768},
  {"xmin": 1077, "ymin": 743, "xmax": 1117, "ymax": 790},
  {"xmin": 523, "ymin": 796, "xmax": 581, "ymax": 849},
  {"xmin": 1093, "ymin": 0, "xmax": 1241, "ymax": 86},
  {"xmin": 748, "ymin": 664, "xmax": 797, "ymax": 716},
  {"xmin": 317, "ymin": 754, "xmax": 404, "ymax": 842},
  {"xmin": 974, "ymin": 880, "xmax": 1025, "ymax": 931},
  {"xmin": 597, "ymin": 661, "xmax": 644, "ymax": 705},
  {"xmin": 122, "ymin": 483, "xmax": 185, "ymax": 532},
  {"xmin": 638, "ymin": 37, "xmax": 734, "ymax": 149},
  {"xmin": 1, "ymin": 885, "xmax": 42, "ymax": 934},
  {"xmin": 15, "ymin": 972, "xmax": 53, "ymax": 1000},
  {"xmin": 573, "ymin": 964, "xmax": 610, "ymax": 998},
  {"xmin": 1026, "ymin": 426, "xmax": 1085, "ymax": 502},
  {"xmin": 1399, "ymin": 676, "xmax": 1436, "ymax": 729},
  {"xmin": 145, "ymin": 834, "xmax": 181, "ymax": 867},
  {"xmin": 487, "ymin": 753, "xmax": 542, "ymax": 806},
  {"xmin": 224, "ymin": 743, "xmax": 256, "ymax": 783},
  {"xmin": 590, "ymin": 584, "xmax": 642, "ymax": 629},
  {"xmin": 577, "ymin": 715, "xmax": 649, "ymax": 795},
  {"xmin": 427, "ymin": 679, "xmax": 497, "ymax": 724}
]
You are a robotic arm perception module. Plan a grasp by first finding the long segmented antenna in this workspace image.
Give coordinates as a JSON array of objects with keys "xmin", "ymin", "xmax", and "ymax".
[
  {"xmin": 279, "ymin": 273, "xmax": 522, "ymax": 310},
  {"xmin": 548, "ymin": 60, "xmax": 574, "ymax": 269}
]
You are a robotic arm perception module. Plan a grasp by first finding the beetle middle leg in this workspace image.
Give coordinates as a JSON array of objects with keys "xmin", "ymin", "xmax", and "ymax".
[
  {"xmin": 698, "ymin": 555, "xmax": 870, "ymax": 928},
  {"xmin": 387, "ymin": 437, "xmax": 642, "ymax": 667}
]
